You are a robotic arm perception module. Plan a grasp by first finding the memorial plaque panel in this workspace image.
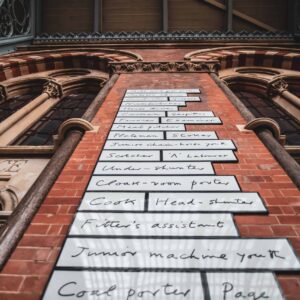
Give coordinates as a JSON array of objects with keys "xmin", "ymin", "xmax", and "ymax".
[
  {"xmin": 119, "ymin": 106, "xmax": 178, "ymax": 111},
  {"xmin": 104, "ymin": 140, "xmax": 236, "ymax": 150},
  {"xmin": 148, "ymin": 192, "xmax": 266, "ymax": 212},
  {"xmin": 121, "ymin": 101, "xmax": 186, "ymax": 107},
  {"xmin": 111, "ymin": 124, "xmax": 185, "ymax": 131},
  {"xmin": 123, "ymin": 97, "xmax": 168, "ymax": 101},
  {"xmin": 126, "ymin": 89, "xmax": 200, "ymax": 93},
  {"xmin": 169, "ymin": 97, "xmax": 200, "ymax": 101},
  {"xmin": 69, "ymin": 212, "xmax": 238, "ymax": 237},
  {"xmin": 206, "ymin": 273, "xmax": 284, "ymax": 300},
  {"xmin": 161, "ymin": 117, "xmax": 222, "ymax": 124},
  {"xmin": 125, "ymin": 93, "xmax": 187, "ymax": 97},
  {"xmin": 114, "ymin": 117, "xmax": 159, "ymax": 124},
  {"xmin": 163, "ymin": 150, "xmax": 237, "ymax": 162},
  {"xmin": 167, "ymin": 111, "xmax": 214, "ymax": 117},
  {"xmin": 78, "ymin": 192, "xmax": 145, "ymax": 211},
  {"xmin": 43, "ymin": 271, "xmax": 204, "ymax": 300},
  {"xmin": 117, "ymin": 111, "xmax": 166, "ymax": 117},
  {"xmin": 166, "ymin": 131, "xmax": 217, "ymax": 140},
  {"xmin": 87, "ymin": 176, "xmax": 240, "ymax": 191},
  {"xmin": 99, "ymin": 150, "xmax": 160, "ymax": 161},
  {"xmin": 108, "ymin": 131, "xmax": 164, "ymax": 140},
  {"xmin": 56, "ymin": 238, "xmax": 300, "ymax": 271},
  {"xmin": 94, "ymin": 162, "xmax": 214, "ymax": 175}
]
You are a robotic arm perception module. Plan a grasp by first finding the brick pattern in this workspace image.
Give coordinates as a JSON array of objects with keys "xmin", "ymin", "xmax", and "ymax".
[
  {"xmin": 0, "ymin": 50, "xmax": 139, "ymax": 82},
  {"xmin": 189, "ymin": 49, "xmax": 300, "ymax": 71},
  {"xmin": 0, "ymin": 72, "xmax": 299, "ymax": 299}
]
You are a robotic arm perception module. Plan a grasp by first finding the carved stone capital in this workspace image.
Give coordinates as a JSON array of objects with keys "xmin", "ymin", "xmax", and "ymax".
[
  {"xmin": 109, "ymin": 61, "xmax": 220, "ymax": 74},
  {"xmin": 43, "ymin": 80, "xmax": 63, "ymax": 98},
  {"xmin": 0, "ymin": 85, "xmax": 7, "ymax": 103},
  {"xmin": 268, "ymin": 79, "xmax": 288, "ymax": 97}
]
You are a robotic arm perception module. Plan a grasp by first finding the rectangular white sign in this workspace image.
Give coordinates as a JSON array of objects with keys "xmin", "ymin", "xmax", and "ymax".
[
  {"xmin": 43, "ymin": 271, "xmax": 204, "ymax": 300},
  {"xmin": 167, "ymin": 111, "xmax": 214, "ymax": 117},
  {"xmin": 166, "ymin": 131, "xmax": 217, "ymax": 139},
  {"xmin": 169, "ymin": 97, "xmax": 201, "ymax": 101},
  {"xmin": 69, "ymin": 212, "xmax": 238, "ymax": 237},
  {"xmin": 126, "ymin": 89, "xmax": 200, "ymax": 93},
  {"xmin": 78, "ymin": 192, "xmax": 145, "ymax": 211},
  {"xmin": 125, "ymin": 93, "xmax": 188, "ymax": 97},
  {"xmin": 57, "ymin": 238, "xmax": 300, "ymax": 270},
  {"xmin": 119, "ymin": 106, "xmax": 179, "ymax": 111},
  {"xmin": 87, "ymin": 176, "xmax": 240, "ymax": 191},
  {"xmin": 163, "ymin": 150, "xmax": 237, "ymax": 162},
  {"xmin": 207, "ymin": 273, "xmax": 284, "ymax": 300},
  {"xmin": 114, "ymin": 117, "xmax": 159, "ymax": 124},
  {"xmin": 161, "ymin": 117, "xmax": 222, "ymax": 124},
  {"xmin": 117, "ymin": 111, "xmax": 166, "ymax": 117},
  {"xmin": 94, "ymin": 162, "xmax": 214, "ymax": 175},
  {"xmin": 148, "ymin": 192, "xmax": 266, "ymax": 212},
  {"xmin": 111, "ymin": 124, "xmax": 185, "ymax": 131},
  {"xmin": 108, "ymin": 131, "xmax": 164, "ymax": 140},
  {"xmin": 123, "ymin": 97, "xmax": 168, "ymax": 101},
  {"xmin": 121, "ymin": 101, "xmax": 186, "ymax": 107},
  {"xmin": 104, "ymin": 140, "xmax": 236, "ymax": 150},
  {"xmin": 99, "ymin": 150, "xmax": 160, "ymax": 161}
]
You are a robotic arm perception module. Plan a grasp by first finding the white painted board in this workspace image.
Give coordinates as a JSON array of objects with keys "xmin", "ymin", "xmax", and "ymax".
[
  {"xmin": 111, "ymin": 124, "xmax": 185, "ymax": 131},
  {"xmin": 126, "ymin": 89, "xmax": 200, "ymax": 93},
  {"xmin": 121, "ymin": 101, "xmax": 186, "ymax": 107},
  {"xmin": 104, "ymin": 140, "xmax": 236, "ymax": 150},
  {"xmin": 148, "ymin": 192, "xmax": 266, "ymax": 212},
  {"xmin": 119, "ymin": 106, "xmax": 178, "ymax": 111},
  {"xmin": 56, "ymin": 238, "xmax": 300, "ymax": 270},
  {"xmin": 114, "ymin": 117, "xmax": 159, "ymax": 124},
  {"xmin": 169, "ymin": 97, "xmax": 200, "ymax": 101},
  {"xmin": 166, "ymin": 131, "xmax": 217, "ymax": 139},
  {"xmin": 207, "ymin": 273, "xmax": 284, "ymax": 300},
  {"xmin": 163, "ymin": 150, "xmax": 237, "ymax": 162},
  {"xmin": 94, "ymin": 162, "xmax": 214, "ymax": 175},
  {"xmin": 87, "ymin": 176, "xmax": 240, "ymax": 191},
  {"xmin": 78, "ymin": 192, "xmax": 145, "ymax": 211},
  {"xmin": 161, "ymin": 117, "xmax": 222, "ymax": 124},
  {"xmin": 125, "ymin": 93, "xmax": 187, "ymax": 97},
  {"xmin": 167, "ymin": 111, "xmax": 214, "ymax": 117},
  {"xmin": 108, "ymin": 131, "xmax": 164, "ymax": 140},
  {"xmin": 99, "ymin": 150, "xmax": 160, "ymax": 161},
  {"xmin": 123, "ymin": 97, "xmax": 168, "ymax": 101},
  {"xmin": 117, "ymin": 111, "xmax": 165, "ymax": 117},
  {"xmin": 43, "ymin": 271, "xmax": 204, "ymax": 300},
  {"xmin": 69, "ymin": 212, "xmax": 238, "ymax": 237}
]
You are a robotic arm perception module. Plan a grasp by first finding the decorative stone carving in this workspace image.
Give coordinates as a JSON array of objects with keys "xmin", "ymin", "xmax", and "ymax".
[
  {"xmin": 43, "ymin": 81, "xmax": 63, "ymax": 98},
  {"xmin": 0, "ymin": 187, "xmax": 18, "ymax": 211},
  {"xmin": 109, "ymin": 61, "xmax": 220, "ymax": 74},
  {"xmin": 267, "ymin": 79, "xmax": 288, "ymax": 96}
]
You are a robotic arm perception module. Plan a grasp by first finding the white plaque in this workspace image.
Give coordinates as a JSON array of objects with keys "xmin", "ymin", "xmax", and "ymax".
[
  {"xmin": 69, "ymin": 212, "xmax": 238, "ymax": 237},
  {"xmin": 104, "ymin": 140, "xmax": 236, "ymax": 150},
  {"xmin": 163, "ymin": 150, "xmax": 237, "ymax": 162},
  {"xmin": 43, "ymin": 271, "xmax": 204, "ymax": 300},
  {"xmin": 126, "ymin": 89, "xmax": 200, "ymax": 93},
  {"xmin": 207, "ymin": 273, "xmax": 284, "ymax": 300},
  {"xmin": 166, "ymin": 131, "xmax": 217, "ymax": 139},
  {"xmin": 121, "ymin": 101, "xmax": 186, "ymax": 107},
  {"xmin": 123, "ymin": 97, "xmax": 168, "ymax": 101},
  {"xmin": 99, "ymin": 150, "xmax": 160, "ymax": 161},
  {"xmin": 94, "ymin": 162, "xmax": 214, "ymax": 175},
  {"xmin": 148, "ymin": 192, "xmax": 266, "ymax": 212},
  {"xmin": 117, "ymin": 111, "xmax": 165, "ymax": 117},
  {"xmin": 111, "ymin": 124, "xmax": 185, "ymax": 131},
  {"xmin": 87, "ymin": 176, "xmax": 240, "ymax": 191},
  {"xmin": 125, "ymin": 93, "xmax": 188, "ymax": 97},
  {"xmin": 108, "ymin": 131, "xmax": 164, "ymax": 140},
  {"xmin": 57, "ymin": 238, "xmax": 300, "ymax": 271},
  {"xmin": 161, "ymin": 117, "xmax": 222, "ymax": 124},
  {"xmin": 169, "ymin": 97, "xmax": 200, "ymax": 101},
  {"xmin": 78, "ymin": 192, "xmax": 145, "ymax": 211},
  {"xmin": 167, "ymin": 111, "xmax": 214, "ymax": 117},
  {"xmin": 114, "ymin": 117, "xmax": 159, "ymax": 124},
  {"xmin": 119, "ymin": 106, "xmax": 178, "ymax": 112}
]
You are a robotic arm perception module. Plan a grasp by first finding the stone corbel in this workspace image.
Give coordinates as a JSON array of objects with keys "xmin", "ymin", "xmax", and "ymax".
[
  {"xmin": 43, "ymin": 80, "xmax": 63, "ymax": 98},
  {"xmin": 0, "ymin": 187, "xmax": 18, "ymax": 212},
  {"xmin": 267, "ymin": 79, "xmax": 288, "ymax": 97},
  {"xmin": 245, "ymin": 117, "xmax": 286, "ymax": 145},
  {"xmin": 52, "ymin": 118, "xmax": 94, "ymax": 149}
]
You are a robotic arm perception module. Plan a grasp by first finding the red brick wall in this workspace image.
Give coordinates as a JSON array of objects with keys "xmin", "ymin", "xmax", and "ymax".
[{"xmin": 0, "ymin": 70, "xmax": 299, "ymax": 299}]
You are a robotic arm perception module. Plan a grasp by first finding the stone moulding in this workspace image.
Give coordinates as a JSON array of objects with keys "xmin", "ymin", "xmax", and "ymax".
[{"xmin": 109, "ymin": 61, "xmax": 221, "ymax": 74}]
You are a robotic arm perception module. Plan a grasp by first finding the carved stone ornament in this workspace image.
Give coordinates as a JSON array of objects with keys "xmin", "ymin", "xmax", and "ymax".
[
  {"xmin": 0, "ymin": 85, "xmax": 7, "ymax": 103},
  {"xmin": 43, "ymin": 81, "xmax": 63, "ymax": 98},
  {"xmin": 268, "ymin": 79, "xmax": 288, "ymax": 96},
  {"xmin": 109, "ymin": 61, "xmax": 220, "ymax": 74}
]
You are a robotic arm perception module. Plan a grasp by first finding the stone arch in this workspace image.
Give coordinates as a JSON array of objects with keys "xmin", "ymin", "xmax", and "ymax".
[{"xmin": 0, "ymin": 48, "xmax": 143, "ymax": 81}]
